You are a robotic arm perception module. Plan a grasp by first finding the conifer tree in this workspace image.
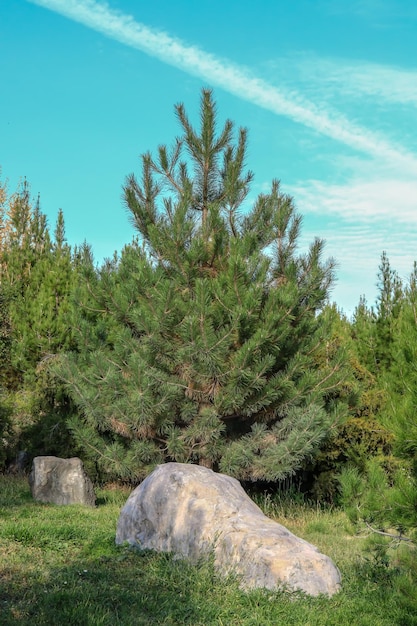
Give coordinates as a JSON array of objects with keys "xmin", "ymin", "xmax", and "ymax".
[
  {"xmin": 0, "ymin": 285, "xmax": 13, "ymax": 468},
  {"xmin": 0, "ymin": 184, "xmax": 75, "ymax": 383},
  {"xmin": 57, "ymin": 90, "xmax": 348, "ymax": 482},
  {"xmin": 341, "ymin": 260, "xmax": 417, "ymax": 540},
  {"xmin": 374, "ymin": 252, "xmax": 403, "ymax": 372},
  {"xmin": 0, "ymin": 177, "xmax": 78, "ymax": 463}
]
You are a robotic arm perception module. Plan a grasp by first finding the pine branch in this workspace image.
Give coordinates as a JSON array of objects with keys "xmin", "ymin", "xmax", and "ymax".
[{"xmin": 364, "ymin": 521, "xmax": 416, "ymax": 545}]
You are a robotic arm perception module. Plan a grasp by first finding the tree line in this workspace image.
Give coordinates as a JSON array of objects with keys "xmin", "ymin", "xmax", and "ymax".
[{"xmin": 1, "ymin": 90, "xmax": 416, "ymax": 538}]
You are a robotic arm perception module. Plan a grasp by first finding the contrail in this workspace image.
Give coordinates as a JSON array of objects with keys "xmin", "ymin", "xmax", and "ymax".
[{"xmin": 28, "ymin": 0, "xmax": 417, "ymax": 174}]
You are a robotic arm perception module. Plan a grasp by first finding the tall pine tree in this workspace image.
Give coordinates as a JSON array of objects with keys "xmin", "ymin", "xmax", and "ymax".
[
  {"xmin": 340, "ymin": 259, "xmax": 417, "ymax": 539},
  {"xmin": 0, "ymin": 177, "xmax": 78, "ymax": 465},
  {"xmin": 57, "ymin": 90, "xmax": 348, "ymax": 482}
]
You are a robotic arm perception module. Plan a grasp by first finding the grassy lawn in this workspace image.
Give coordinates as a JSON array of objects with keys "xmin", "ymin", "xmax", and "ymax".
[{"xmin": 0, "ymin": 475, "xmax": 416, "ymax": 625}]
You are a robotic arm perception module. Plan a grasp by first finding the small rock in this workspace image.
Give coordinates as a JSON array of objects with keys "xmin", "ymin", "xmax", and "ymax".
[{"xmin": 29, "ymin": 456, "xmax": 95, "ymax": 506}]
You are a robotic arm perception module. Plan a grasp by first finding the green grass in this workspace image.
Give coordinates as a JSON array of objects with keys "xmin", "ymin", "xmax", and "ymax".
[{"xmin": 1, "ymin": 476, "xmax": 416, "ymax": 625}]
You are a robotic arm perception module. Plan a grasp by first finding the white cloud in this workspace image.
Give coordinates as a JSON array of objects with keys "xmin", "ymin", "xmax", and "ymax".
[
  {"xmin": 282, "ymin": 55, "xmax": 417, "ymax": 109},
  {"xmin": 291, "ymin": 175, "xmax": 417, "ymax": 312},
  {"xmin": 291, "ymin": 178, "xmax": 417, "ymax": 224},
  {"xmin": 28, "ymin": 0, "xmax": 417, "ymax": 175}
]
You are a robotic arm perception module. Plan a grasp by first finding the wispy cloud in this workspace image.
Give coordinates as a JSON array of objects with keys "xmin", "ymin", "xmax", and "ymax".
[
  {"xmin": 28, "ymin": 0, "xmax": 417, "ymax": 175},
  {"xmin": 329, "ymin": 64, "xmax": 417, "ymax": 107},
  {"xmin": 290, "ymin": 174, "xmax": 417, "ymax": 311},
  {"xmin": 278, "ymin": 54, "xmax": 417, "ymax": 109},
  {"xmin": 291, "ymin": 178, "xmax": 417, "ymax": 224},
  {"xmin": 275, "ymin": 41, "xmax": 417, "ymax": 306}
]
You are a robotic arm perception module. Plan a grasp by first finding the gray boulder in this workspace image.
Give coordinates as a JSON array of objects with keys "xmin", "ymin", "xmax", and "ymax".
[
  {"xmin": 116, "ymin": 463, "xmax": 341, "ymax": 596},
  {"xmin": 29, "ymin": 456, "xmax": 96, "ymax": 506}
]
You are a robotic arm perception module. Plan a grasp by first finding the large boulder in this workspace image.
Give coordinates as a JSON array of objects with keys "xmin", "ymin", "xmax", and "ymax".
[
  {"xmin": 29, "ymin": 456, "xmax": 96, "ymax": 506},
  {"xmin": 116, "ymin": 463, "xmax": 341, "ymax": 596}
]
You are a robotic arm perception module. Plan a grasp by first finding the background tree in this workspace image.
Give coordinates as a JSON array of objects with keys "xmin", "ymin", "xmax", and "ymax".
[
  {"xmin": 340, "ymin": 258, "xmax": 417, "ymax": 541},
  {"xmin": 56, "ymin": 90, "xmax": 349, "ymax": 482},
  {"xmin": 0, "ymin": 284, "xmax": 13, "ymax": 468},
  {"xmin": 299, "ymin": 303, "xmax": 393, "ymax": 501},
  {"xmin": 351, "ymin": 253, "xmax": 404, "ymax": 378},
  {"xmin": 0, "ymin": 177, "xmax": 78, "ymax": 467}
]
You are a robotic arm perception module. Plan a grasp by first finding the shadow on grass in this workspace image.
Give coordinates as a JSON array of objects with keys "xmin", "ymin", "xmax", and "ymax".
[
  {"xmin": 3, "ymin": 543, "xmax": 417, "ymax": 626},
  {"xmin": 0, "ymin": 474, "xmax": 34, "ymax": 507},
  {"xmin": 1, "ymin": 545, "xmax": 227, "ymax": 626}
]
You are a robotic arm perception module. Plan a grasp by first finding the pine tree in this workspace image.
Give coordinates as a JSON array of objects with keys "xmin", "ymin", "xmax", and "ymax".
[
  {"xmin": 0, "ymin": 178, "xmax": 78, "ymax": 463},
  {"xmin": 0, "ymin": 284, "xmax": 13, "ymax": 469},
  {"xmin": 374, "ymin": 251, "xmax": 403, "ymax": 372},
  {"xmin": 56, "ymin": 90, "xmax": 348, "ymax": 482},
  {"xmin": 384, "ymin": 269, "xmax": 417, "ymax": 484},
  {"xmin": 0, "ymin": 184, "xmax": 75, "ymax": 384},
  {"xmin": 341, "ymin": 261, "xmax": 417, "ymax": 540}
]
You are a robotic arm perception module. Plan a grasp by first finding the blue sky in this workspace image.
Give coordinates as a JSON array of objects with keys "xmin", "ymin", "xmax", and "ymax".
[{"xmin": 1, "ymin": 0, "xmax": 417, "ymax": 316}]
